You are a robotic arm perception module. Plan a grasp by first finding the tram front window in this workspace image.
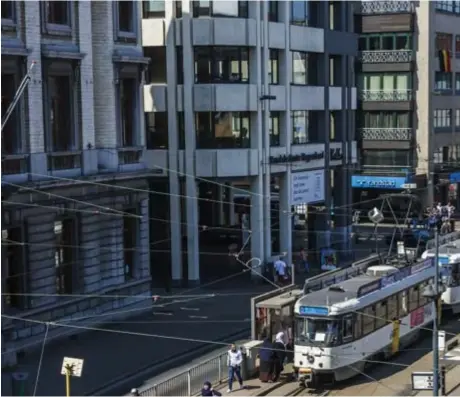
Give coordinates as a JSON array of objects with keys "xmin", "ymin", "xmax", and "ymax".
[{"xmin": 295, "ymin": 317, "xmax": 339, "ymax": 346}]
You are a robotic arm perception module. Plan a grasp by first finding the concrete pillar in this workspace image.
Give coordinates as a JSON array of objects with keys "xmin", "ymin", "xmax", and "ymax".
[
  {"xmin": 228, "ymin": 184, "xmax": 236, "ymax": 225},
  {"xmin": 165, "ymin": 1, "xmax": 183, "ymax": 284},
  {"xmin": 218, "ymin": 184, "xmax": 225, "ymax": 225},
  {"xmin": 182, "ymin": 0, "xmax": 200, "ymax": 284},
  {"xmin": 279, "ymin": 170, "xmax": 293, "ymax": 268},
  {"xmin": 333, "ymin": 168, "xmax": 350, "ymax": 255},
  {"xmin": 250, "ymin": 176, "xmax": 264, "ymax": 279}
]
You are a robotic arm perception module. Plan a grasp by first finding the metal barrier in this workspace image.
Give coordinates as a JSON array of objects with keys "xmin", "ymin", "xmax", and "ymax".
[{"xmin": 140, "ymin": 350, "xmax": 229, "ymax": 396}]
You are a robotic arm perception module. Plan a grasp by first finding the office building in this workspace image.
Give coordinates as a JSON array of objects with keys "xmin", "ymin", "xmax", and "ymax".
[
  {"xmin": 142, "ymin": 0, "xmax": 358, "ymax": 287},
  {"xmin": 353, "ymin": 0, "xmax": 460, "ymax": 215},
  {"xmin": 1, "ymin": 1, "xmax": 151, "ymax": 364}
]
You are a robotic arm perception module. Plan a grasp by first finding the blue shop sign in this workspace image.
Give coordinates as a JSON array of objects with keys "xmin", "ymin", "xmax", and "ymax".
[
  {"xmin": 351, "ymin": 175, "xmax": 407, "ymax": 189},
  {"xmin": 449, "ymin": 172, "xmax": 460, "ymax": 183}
]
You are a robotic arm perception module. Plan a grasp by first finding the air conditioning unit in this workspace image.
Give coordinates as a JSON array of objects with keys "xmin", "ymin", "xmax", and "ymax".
[{"xmin": 366, "ymin": 265, "xmax": 398, "ymax": 277}]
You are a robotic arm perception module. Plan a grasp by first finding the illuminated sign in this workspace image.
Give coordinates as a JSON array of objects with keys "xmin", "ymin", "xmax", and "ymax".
[
  {"xmin": 299, "ymin": 306, "xmax": 329, "ymax": 316},
  {"xmin": 351, "ymin": 176, "xmax": 407, "ymax": 190}
]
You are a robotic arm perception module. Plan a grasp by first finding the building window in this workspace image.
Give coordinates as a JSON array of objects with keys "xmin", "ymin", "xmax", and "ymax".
[
  {"xmin": 1, "ymin": 1, "xmax": 15, "ymax": 26},
  {"xmin": 41, "ymin": 1, "xmax": 71, "ymax": 34},
  {"xmin": 291, "ymin": 110, "xmax": 309, "ymax": 144},
  {"xmin": 194, "ymin": 47, "xmax": 249, "ymax": 83},
  {"xmin": 434, "ymin": 109, "xmax": 452, "ymax": 130},
  {"xmin": 2, "ymin": 226, "xmax": 28, "ymax": 310},
  {"xmin": 55, "ymin": 218, "xmax": 78, "ymax": 294},
  {"xmin": 195, "ymin": 112, "xmax": 250, "ymax": 149},
  {"xmin": 358, "ymin": 111, "xmax": 411, "ymax": 129},
  {"xmin": 1, "ymin": 70, "xmax": 21, "ymax": 155},
  {"xmin": 359, "ymin": 33, "xmax": 412, "ymax": 51},
  {"xmin": 435, "ymin": 1, "xmax": 460, "ymax": 14},
  {"xmin": 292, "ymin": 51, "xmax": 308, "ymax": 85},
  {"xmin": 362, "ymin": 150, "xmax": 411, "ymax": 167},
  {"xmin": 329, "ymin": 1, "xmax": 342, "ymax": 30},
  {"xmin": 436, "ymin": 33, "xmax": 453, "ymax": 53},
  {"xmin": 456, "ymin": 109, "xmax": 460, "ymax": 127},
  {"xmin": 123, "ymin": 209, "xmax": 138, "ymax": 281},
  {"xmin": 269, "ymin": 111, "xmax": 280, "ymax": 146},
  {"xmin": 44, "ymin": 61, "xmax": 79, "ymax": 172},
  {"xmin": 268, "ymin": 1, "xmax": 278, "ymax": 22},
  {"xmin": 456, "ymin": 73, "xmax": 460, "ymax": 93},
  {"xmin": 435, "ymin": 72, "xmax": 453, "ymax": 91},
  {"xmin": 291, "ymin": 0, "xmax": 309, "ymax": 26},
  {"xmin": 192, "ymin": 1, "xmax": 248, "ymax": 18},
  {"xmin": 142, "ymin": 0, "xmax": 165, "ymax": 18},
  {"xmin": 176, "ymin": 47, "xmax": 184, "ymax": 84},
  {"xmin": 115, "ymin": 0, "xmax": 136, "ymax": 42},
  {"xmin": 119, "ymin": 77, "xmax": 138, "ymax": 147},
  {"xmin": 358, "ymin": 73, "xmax": 411, "ymax": 95},
  {"xmin": 178, "ymin": 112, "xmax": 185, "ymax": 149},
  {"xmin": 145, "ymin": 112, "xmax": 168, "ymax": 149},
  {"xmin": 268, "ymin": 49, "xmax": 279, "ymax": 84}
]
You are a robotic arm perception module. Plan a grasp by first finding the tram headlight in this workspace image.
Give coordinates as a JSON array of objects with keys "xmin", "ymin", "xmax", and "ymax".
[{"xmin": 307, "ymin": 355, "xmax": 315, "ymax": 364}]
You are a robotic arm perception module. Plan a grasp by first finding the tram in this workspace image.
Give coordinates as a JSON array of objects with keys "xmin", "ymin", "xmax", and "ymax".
[
  {"xmin": 293, "ymin": 258, "xmax": 436, "ymax": 387},
  {"xmin": 421, "ymin": 238, "xmax": 460, "ymax": 314}
]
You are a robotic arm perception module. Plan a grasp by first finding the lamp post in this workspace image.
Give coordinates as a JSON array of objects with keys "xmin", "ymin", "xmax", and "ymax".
[{"xmin": 422, "ymin": 222, "xmax": 441, "ymax": 397}]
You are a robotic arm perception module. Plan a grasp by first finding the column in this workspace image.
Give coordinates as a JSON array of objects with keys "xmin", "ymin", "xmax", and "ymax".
[
  {"xmin": 334, "ymin": 168, "xmax": 350, "ymax": 260},
  {"xmin": 218, "ymin": 184, "xmax": 225, "ymax": 225},
  {"xmin": 182, "ymin": 0, "xmax": 200, "ymax": 284},
  {"xmin": 279, "ymin": 170, "xmax": 293, "ymax": 268},
  {"xmin": 228, "ymin": 184, "xmax": 236, "ymax": 225},
  {"xmin": 250, "ymin": 176, "xmax": 264, "ymax": 280}
]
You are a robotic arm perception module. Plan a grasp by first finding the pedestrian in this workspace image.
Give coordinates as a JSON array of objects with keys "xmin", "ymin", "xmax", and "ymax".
[
  {"xmin": 227, "ymin": 344, "xmax": 244, "ymax": 393},
  {"xmin": 299, "ymin": 248, "xmax": 309, "ymax": 274},
  {"xmin": 258, "ymin": 336, "xmax": 274, "ymax": 382},
  {"xmin": 201, "ymin": 381, "xmax": 222, "ymax": 396},
  {"xmin": 274, "ymin": 257, "xmax": 288, "ymax": 286},
  {"xmin": 271, "ymin": 332, "xmax": 286, "ymax": 382}
]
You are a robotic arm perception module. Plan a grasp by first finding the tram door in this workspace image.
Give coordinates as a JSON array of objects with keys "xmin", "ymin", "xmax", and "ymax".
[{"xmin": 391, "ymin": 320, "xmax": 400, "ymax": 355}]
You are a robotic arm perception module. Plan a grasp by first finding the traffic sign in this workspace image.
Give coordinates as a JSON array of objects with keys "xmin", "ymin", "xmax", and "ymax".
[
  {"xmin": 439, "ymin": 330, "xmax": 446, "ymax": 352},
  {"xmin": 412, "ymin": 372, "xmax": 434, "ymax": 390},
  {"xmin": 402, "ymin": 183, "xmax": 417, "ymax": 189},
  {"xmin": 61, "ymin": 357, "xmax": 84, "ymax": 377}
]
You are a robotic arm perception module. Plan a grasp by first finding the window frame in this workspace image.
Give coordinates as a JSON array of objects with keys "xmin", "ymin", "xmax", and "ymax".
[
  {"xmin": 291, "ymin": 110, "xmax": 309, "ymax": 145},
  {"xmin": 435, "ymin": 1, "xmax": 460, "ymax": 15},
  {"xmin": 436, "ymin": 32, "xmax": 453, "ymax": 54},
  {"xmin": 43, "ymin": 60, "xmax": 79, "ymax": 154},
  {"xmin": 435, "ymin": 71, "xmax": 453, "ymax": 92},
  {"xmin": 455, "ymin": 73, "xmax": 460, "ymax": 93},
  {"xmin": 116, "ymin": 67, "xmax": 141, "ymax": 148},
  {"xmin": 192, "ymin": 1, "xmax": 249, "ymax": 18},
  {"xmin": 114, "ymin": 0, "xmax": 138, "ymax": 43},
  {"xmin": 359, "ymin": 33, "xmax": 413, "ymax": 51},
  {"xmin": 145, "ymin": 111, "xmax": 168, "ymax": 149},
  {"xmin": 268, "ymin": 1, "xmax": 278, "ymax": 22},
  {"xmin": 41, "ymin": 1, "xmax": 72, "ymax": 36},
  {"xmin": 358, "ymin": 111, "xmax": 411, "ymax": 129},
  {"xmin": 142, "ymin": 0, "xmax": 165, "ymax": 19},
  {"xmin": 123, "ymin": 208, "xmax": 139, "ymax": 281},
  {"xmin": 291, "ymin": 51, "xmax": 308, "ymax": 85},
  {"xmin": 361, "ymin": 149, "xmax": 412, "ymax": 167},
  {"xmin": 54, "ymin": 217, "xmax": 79, "ymax": 295},
  {"xmin": 434, "ymin": 109, "xmax": 452, "ymax": 130},
  {"xmin": 269, "ymin": 49, "xmax": 279, "ymax": 84},
  {"xmin": 290, "ymin": 0, "xmax": 309, "ymax": 26},
  {"xmin": 269, "ymin": 111, "xmax": 280, "ymax": 146},
  {"xmin": 1, "ymin": 0, "xmax": 16, "ymax": 30}
]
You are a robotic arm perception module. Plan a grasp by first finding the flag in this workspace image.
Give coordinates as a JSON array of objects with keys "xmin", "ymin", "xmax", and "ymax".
[{"xmin": 438, "ymin": 49, "xmax": 451, "ymax": 73}]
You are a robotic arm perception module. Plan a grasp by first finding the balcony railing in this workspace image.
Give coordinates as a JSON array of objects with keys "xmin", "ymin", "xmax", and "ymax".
[
  {"xmin": 359, "ymin": 89, "xmax": 412, "ymax": 101},
  {"xmin": 47, "ymin": 152, "xmax": 81, "ymax": 171},
  {"xmin": 359, "ymin": 1, "xmax": 414, "ymax": 14},
  {"xmin": 359, "ymin": 50, "xmax": 413, "ymax": 64},
  {"xmin": 1, "ymin": 154, "xmax": 29, "ymax": 175},
  {"xmin": 360, "ymin": 127, "xmax": 412, "ymax": 141}
]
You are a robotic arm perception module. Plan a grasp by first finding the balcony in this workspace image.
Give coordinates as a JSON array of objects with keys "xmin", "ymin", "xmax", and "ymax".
[
  {"xmin": 359, "ymin": 90, "xmax": 412, "ymax": 101},
  {"xmin": 358, "ymin": 1, "xmax": 414, "ymax": 14},
  {"xmin": 359, "ymin": 50, "xmax": 413, "ymax": 64},
  {"xmin": 360, "ymin": 127, "xmax": 412, "ymax": 141}
]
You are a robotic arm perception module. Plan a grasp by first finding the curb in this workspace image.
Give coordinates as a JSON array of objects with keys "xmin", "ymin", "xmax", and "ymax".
[{"xmin": 87, "ymin": 328, "xmax": 250, "ymax": 396}]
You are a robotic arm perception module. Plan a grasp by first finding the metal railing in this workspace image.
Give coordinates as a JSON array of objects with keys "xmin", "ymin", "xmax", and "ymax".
[
  {"xmin": 359, "ymin": 1, "xmax": 414, "ymax": 14},
  {"xmin": 359, "ymin": 50, "xmax": 413, "ymax": 64},
  {"xmin": 140, "ymin": 350, "xmax": 229, "ymax": 396},
  {"xmin": 359, "ymin": 89, "xmax": 412, "ymax": 101},
  {"xmin": 360, "ymin": 127, "xmax": 412, "ymax": 141}
]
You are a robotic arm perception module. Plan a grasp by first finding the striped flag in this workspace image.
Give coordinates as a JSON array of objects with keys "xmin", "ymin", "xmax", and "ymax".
[{"xmin": 438, "ymin": 49, "xmax": 451, "ymax": 72}]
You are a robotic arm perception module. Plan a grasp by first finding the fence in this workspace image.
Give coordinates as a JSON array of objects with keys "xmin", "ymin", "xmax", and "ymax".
[{"xmin": 139, "ymin": 350, "xmax": 230, "ymax": 396}]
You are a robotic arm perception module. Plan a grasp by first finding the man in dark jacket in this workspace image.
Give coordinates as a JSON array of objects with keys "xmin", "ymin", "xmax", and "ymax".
[{"xmin": 201, "ymin": 381, "xmax": 222, "ymax": 396}]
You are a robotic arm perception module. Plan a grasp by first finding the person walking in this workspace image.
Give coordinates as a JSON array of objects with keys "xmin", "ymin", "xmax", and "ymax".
[
  {"xmin": 299, "ymin": 248, "xmax": 309, "ymax": 274},
  {"xmin": 274, "ymin": 257, "xmax": 288, "ymax": 286},
  {"xmin": 227, "ymin": 344, "xmax": 244, "ymax": 393},
  {"xmin": 201, "ymin": 381, "xmax": 222, "ymax": 396},
  {"xmin": 271, "ymin": 332, "xmax": 286, "ymax": 381},
  {"xmin": 258, "ymin": 336, "xmax": 274, "ymax": 382}
]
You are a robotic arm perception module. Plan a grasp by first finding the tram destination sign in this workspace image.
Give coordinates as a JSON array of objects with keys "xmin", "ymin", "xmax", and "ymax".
[{"xmin": 411, "ymin": 372, "xmax": 434, "ymax": 390}]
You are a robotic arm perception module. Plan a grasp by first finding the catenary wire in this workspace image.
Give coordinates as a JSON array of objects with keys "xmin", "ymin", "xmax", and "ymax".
[{"xmin": 32, "ymin": 323, "xmax": 49, "ymax": 397}]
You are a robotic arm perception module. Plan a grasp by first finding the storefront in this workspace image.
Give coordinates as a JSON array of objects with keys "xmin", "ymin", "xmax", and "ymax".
[
  {"xmin": 449, "ymin": 172, "xmax": 460, "ymax": 207},
  {"xmin": 351, "ymin": 175, "xmax": 421, "ymax": 223}
]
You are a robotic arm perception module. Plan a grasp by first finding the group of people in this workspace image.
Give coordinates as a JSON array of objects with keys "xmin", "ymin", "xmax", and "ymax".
[
  {"xmin": 258, "ymin": 332, "xmax": 289, "ymax": 383},
  {"xmin": 425, "ymin": 201, "xmax": 456, "ymax": 234}
]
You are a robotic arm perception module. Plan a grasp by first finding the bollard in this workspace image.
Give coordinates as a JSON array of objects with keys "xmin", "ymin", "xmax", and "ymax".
[{"xmin": 240, "ymin": 346, "xmax": 249, "ymax": 381}]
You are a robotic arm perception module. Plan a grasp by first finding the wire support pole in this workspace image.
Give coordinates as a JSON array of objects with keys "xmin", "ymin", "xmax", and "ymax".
[{"xmin": 432, "ymin": 225, "xmax": 440, "ymax": 397}]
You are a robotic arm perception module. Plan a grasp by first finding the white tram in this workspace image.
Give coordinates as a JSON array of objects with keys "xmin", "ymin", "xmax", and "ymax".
[
  {"xmin": 294, "ymin": 258, "xmax": 436, "ymax": 387},
  {"xmin": 421, "ymin": 238, "xmax": 460, "ymax": 313}
]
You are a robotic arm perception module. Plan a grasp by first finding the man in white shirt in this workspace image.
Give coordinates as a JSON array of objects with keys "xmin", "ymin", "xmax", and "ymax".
[
  {"xmin": 274, "ymin": 258, "xmax": 288, "ymax": 285},
  {"xmin": 227, "ymin": 344, "xmax": 244, "ymax": 393}
]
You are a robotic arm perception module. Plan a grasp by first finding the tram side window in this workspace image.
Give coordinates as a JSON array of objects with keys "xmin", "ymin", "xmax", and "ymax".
[
  {"xmin": 362, "ymin": 306, "xmax": 376, "ymax": 336},
  {"xmin": 399, "ymin": 290, "xmax": 408, "ymax": 317},
  {"xmin": 408, "ymin": 286, "xmax": 419, "ymax": 312},
  {"xmin": 375, "ymin": 301, "xmax": 387, "ymax": 329},
  {"xmin": 387, "ymin": 294, "xmax": 399, "ymax": 320},
  {"xmin": 452, "ymin": 263, "xmax": 460, "ymax": 286},
  {"xmin": 342, "ymin": 315, "xmax": 353, "ymax": 341},
  {"xmin": 419, "ymin": 281, "xmax": 430, "ymax": 306},
  {"xmin": 354, "ymin": 313, "xmax": 362, "ymax": 339}
]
